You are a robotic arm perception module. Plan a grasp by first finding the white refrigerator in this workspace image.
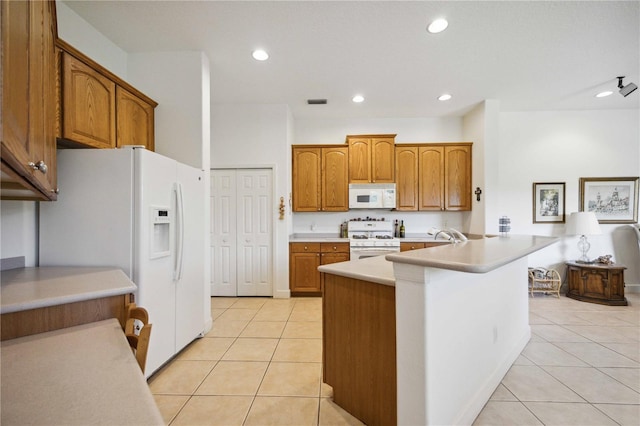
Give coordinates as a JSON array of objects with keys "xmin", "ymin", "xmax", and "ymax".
[{"xmin": 39, "ymin": 147, "xmax": 206, "ymax": 377}]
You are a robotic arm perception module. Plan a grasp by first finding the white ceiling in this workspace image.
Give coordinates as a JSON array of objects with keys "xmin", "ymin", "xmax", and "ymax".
[{"xmin": 61, "ymin": 0, "xmax": 639, "ymax": 119}]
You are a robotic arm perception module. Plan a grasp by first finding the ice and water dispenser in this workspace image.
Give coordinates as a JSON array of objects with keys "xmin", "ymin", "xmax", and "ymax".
[{"xmin": 151, "ymin": 207, "xmax": 171, "ymax": 259}]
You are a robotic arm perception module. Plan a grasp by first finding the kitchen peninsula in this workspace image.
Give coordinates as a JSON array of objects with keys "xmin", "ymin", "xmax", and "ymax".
[{"xmin": 319, "ymin": 235, "xmax": 558, "ymax": 426}]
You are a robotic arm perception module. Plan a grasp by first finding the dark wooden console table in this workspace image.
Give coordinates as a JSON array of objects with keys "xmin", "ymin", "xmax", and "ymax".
[{"xmin": 566, "ymin": 261, "xmax": 627, "ymax": 306}]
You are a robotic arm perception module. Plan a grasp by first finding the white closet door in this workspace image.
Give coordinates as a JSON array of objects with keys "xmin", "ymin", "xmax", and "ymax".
[
  {"xmin": 210, "ymin": 168, "xmax": 273, "ymax": 297},
  {"xmin": 210, "ymin": 170, "xmax": 237, "ymax": 296},
  {"xmin": 236, "ymin": 169, "xmax": 273, "ymax": 296}
]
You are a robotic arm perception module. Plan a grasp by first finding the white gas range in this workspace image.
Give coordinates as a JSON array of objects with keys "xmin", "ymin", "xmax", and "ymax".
[{"xmin": 347, "ymin": 219, "xmax": 401, "ymax": 259}]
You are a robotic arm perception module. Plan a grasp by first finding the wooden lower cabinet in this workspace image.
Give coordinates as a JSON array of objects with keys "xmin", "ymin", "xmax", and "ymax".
[
  {"xmin": 323, "ymin": 273, "xmax": 396, "ymax": 426},
  {"xmin": 290, "ymin": 243, "xmax": 321, "ymax": 295},
  {"xmin": 566, "ymin": 261, "xmax": 627, "ymax": 306},
  {"xmin": 400, "ymin": 241, "xmax": 444, "ymax": 251},
  {"xmin": 289, "ymin": 242, "xmax": 349, "ymax": 296},
  {"xmin": 1, "ymin": 294, "xmax": 132, "ymax": 341}
]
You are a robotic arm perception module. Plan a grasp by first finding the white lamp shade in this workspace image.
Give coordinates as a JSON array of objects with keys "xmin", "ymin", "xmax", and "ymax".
[{"xmin": 566, "ymin": 212, "xmax": 602, "ymax": 236}]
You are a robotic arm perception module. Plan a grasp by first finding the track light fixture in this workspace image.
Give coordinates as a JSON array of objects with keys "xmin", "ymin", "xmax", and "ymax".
[{"xmin": 617, "ymin": 76, "xmax": 638, "ymax": 97}]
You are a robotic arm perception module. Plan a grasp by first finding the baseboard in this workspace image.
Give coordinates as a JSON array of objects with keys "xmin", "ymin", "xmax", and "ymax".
[
  {"xmin": 625, "ymin": 283, "xmax": 640, "ymax": 293},
  {"xmin": 274, "ymin": 288, "xmax": 291, "ymax": 299},
  {"xmin": 454, "ymin": 327, "xmax": 532, "ymax": 425}
]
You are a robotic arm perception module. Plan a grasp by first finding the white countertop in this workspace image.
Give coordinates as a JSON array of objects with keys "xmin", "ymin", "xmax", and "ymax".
[
  {"xmin": 386, "ymin": 235, "xmax": 559, "ymax": 273},
  {"xmin": 318, "ymin": 255, "xmax": 395, "ymax": 286},
  {"xmin": 1, "ymin": 267, "xmax": 137, "ymax": 314},
  {"xmin": 290, "ymin": 233, "xmax": 348, "ymax": 243},
  {"xmin": 318, "ymin": 235, "xmax": 559, "ymax": 279},
  {"xmin": 1, "ymin": 318, "xmax": 164, "ymax": 425}
]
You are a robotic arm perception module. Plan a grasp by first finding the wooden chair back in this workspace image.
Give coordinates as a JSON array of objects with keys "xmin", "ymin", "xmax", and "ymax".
[{"xmin": 125, "ymin": 303, "xmax": 152, "ymax": 373}]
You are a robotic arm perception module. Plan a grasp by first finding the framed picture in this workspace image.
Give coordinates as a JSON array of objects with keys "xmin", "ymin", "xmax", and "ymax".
[
  {"xmin": 533, "ymin": 182, "xmax": 565, "ymax": 223},
  {"xmin": 579, "ymin": 177, "xmax": 639, "ymax": 224}
]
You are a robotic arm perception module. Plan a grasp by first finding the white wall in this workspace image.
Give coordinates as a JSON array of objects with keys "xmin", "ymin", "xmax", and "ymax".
[
  {"xmin": 462, "ymin": 100, "xmax": 501, "ymax": 235},
  {"xmin": 499, "ymin": 109, "xmax": 640, "ymax": 287},
  {"xmin": 0, "ymin": 202, "xmax": 38, "ymax": 266},
  {"xmin": 211, "ymin": 104, "xmax": 293, "ymax": 298},
  {"xmin": 56, "ymin": 1, "xmax": 127, "ymax": 78},
  {"xmin": 128, "ymin": 52, "xmax": 210, "ymax": 171},
  {"xmin": 295, "ymin": 117, "xmax": 463, "ymax": 144}
]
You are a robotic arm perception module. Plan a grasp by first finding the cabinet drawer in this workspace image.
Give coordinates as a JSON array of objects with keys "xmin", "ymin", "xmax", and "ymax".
[
  {"xmin": 290, "ymin": 242, "xmax": 321, "ymax": 253},
  {"xmin": 400, "ymin": 242, "xmax": 425, "ymax": 251},
  {"xmin": 321, "ymin": 242, "xmax": 350, "ymax": 253}
]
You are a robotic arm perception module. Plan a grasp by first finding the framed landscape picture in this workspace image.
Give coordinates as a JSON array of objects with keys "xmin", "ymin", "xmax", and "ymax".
[
  {"xmin": 533, "ymin": 182, "xmax": 565, "ymax": 223},
  {"xmin": 579, "ymin": 177, "xmax": 639, "ymax": 223}
]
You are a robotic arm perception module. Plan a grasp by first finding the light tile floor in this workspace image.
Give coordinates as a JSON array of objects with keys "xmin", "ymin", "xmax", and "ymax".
[{"xmin": 149, "ymin": 294, "xmax": 639, "ymax": 425}]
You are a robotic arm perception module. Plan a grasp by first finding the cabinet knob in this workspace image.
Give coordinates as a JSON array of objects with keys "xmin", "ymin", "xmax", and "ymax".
[
  {"xmin": 28, "ymin": 161, "xmax": 48, "ymax": 174},
  {"xmin": 304, "ymin": 246, "xmax": 308, "ymax": 250},
  {"xmin": 332, "ymin": 246, "xmax": 337, "ymax": 250}
]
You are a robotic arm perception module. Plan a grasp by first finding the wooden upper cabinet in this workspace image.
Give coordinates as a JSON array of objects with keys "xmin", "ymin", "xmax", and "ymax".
[
  {"xmin": 62, "ymin": 52, "xmax": 116, "ymax": 149},
  {"xmin": 321, "ymin": 147, "xmax": 349, "ymax": 211},
  {"xmin": 371, "ymin": 137, "xmax": 395, "ymax": 182},
  {"xmin": 116, "ymin": 86, "xmax": 155, "ymax": 150},
  {"xmin": 347, "ymin": 135, "xmax": 395, "ymax": 183},
  {"xmin": 292, "ymin": 147, "xmax": 321, "ymax": 212},
  {"xmin": 347, "ymin": 137, "xmax": 371, "ymax": 183},
  {"xmin": 56, "ymin": 40, "xmax": 157, "ymax": 151},
  {"xmin": 1, "ymin": 0, "xmax": 58, "ymax": 200},
  {"xmin": 395, "ymin": 145, "xmax": 418, "ymax": 211},
  {"xmin": 416, "ymin": 143, "xmax": 472, "ymax": 211},
  {"xmin": 419, "ymin": 145, "xmax": 445, "ymax": 210},
  {"xmin": 292, "ymin": 145, "xmax": 348, "ymax": 212},
  {"xmin": 444, "ymin": 145, "xmax": 472, "ymax": 211}
]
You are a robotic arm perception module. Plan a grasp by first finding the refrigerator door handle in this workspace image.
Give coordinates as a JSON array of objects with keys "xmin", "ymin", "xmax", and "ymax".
[{"xmin": 174, "ymin": 182, "xmax": 185, "ymax": 281}]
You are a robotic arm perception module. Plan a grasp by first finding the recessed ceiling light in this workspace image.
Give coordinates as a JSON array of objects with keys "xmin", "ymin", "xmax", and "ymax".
[
  {"xmin": 595, "ymin": 91, "xmax": 613, "ymax": 98},
  {"xmin": 438, "ymin": 94, "xmax": 452, "ymax": 101},
  {"xmin": 252, "ymin": 49, "xmax": 269, "ymax": 61},
  {"xmin": 427, "ymin": 18, "xmax": 449, "ymax": 34},
  {"xmin": 352, "ymin": 95, "xmax": 364, "ymax": 103}
]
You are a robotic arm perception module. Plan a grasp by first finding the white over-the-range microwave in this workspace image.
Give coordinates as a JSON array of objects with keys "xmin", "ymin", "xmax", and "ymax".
[{"xmin": 348, "ymin": 183, "xmax": 396, "ymax": 209}]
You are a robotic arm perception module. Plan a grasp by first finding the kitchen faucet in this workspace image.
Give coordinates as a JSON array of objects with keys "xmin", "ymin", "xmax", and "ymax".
[{"xmin": 434, "ymin": 228, "xmax": 468, "ymax": 243}]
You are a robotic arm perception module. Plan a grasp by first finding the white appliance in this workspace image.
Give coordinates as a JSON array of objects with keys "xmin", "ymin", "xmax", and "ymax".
[
  {"xmin": 348, "ymin": 219, "xmax": 400, "ymax": 259},
  {"xmin": 39, "ymin": 147, "xmax": 206, "ymax": 377},
  {"xmin": 349, "ymin": 183, "xmax": 396, "ymax": 209}
]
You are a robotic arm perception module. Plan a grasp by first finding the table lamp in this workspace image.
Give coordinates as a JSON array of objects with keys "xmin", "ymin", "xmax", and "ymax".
[{"xmin": 566, "ymin": 212, "xmax": 602, "ymax": 263}]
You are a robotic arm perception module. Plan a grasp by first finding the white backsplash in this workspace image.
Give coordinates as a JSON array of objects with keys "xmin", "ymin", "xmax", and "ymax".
[{"xmin": 292, "ymin": 210, "xmax": 466, "ymax": 236}]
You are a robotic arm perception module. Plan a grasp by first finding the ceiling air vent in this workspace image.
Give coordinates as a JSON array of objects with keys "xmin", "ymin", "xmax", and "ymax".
[{"xmin": 307, "ymin": 99, "xmax": 327, "ymax": 105}]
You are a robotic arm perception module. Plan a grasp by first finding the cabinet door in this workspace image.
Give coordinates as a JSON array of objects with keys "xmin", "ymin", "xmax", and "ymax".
[
  {"xmin": 116, "ymin": 86, "xmax": 155, "ymax": 151},
  {"xmin": 418, "ymin": 146, "xmax": 444, "ymax": 210},
  {"xmin": 321, "ymin": 147, "xmax": 349, "ymax": 211},
  {"xmin": 444, "ymin": 145, "xmax": 471, "ymax": 211},
  {"xmin": 348, "ymin": 137, "xmax": 371, "ymax": 183},
  {"xmin": 62, "ymin": 53, "xmax": 116, "ymax": 148},
  {"xmin": 395, "ymin": 146, "xmax": 418, "ymax": 211},
  {"xmin": 290, "ymin": 252, "xmax": 321, "ymax": 293},
  {"xmin": 371, "ymin": 137, "xmax": 395, "ymax": 182},
  {"xmin": 292, "ymin": 147, "xmax": 321, "ymax": 211},
  {"xmin": 1, "ymin": 0, "xmax": 57, "ymax": 200},
  {"xmin": 320, "ymin": 244, "xmax": 349, "ymax": 292}
]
